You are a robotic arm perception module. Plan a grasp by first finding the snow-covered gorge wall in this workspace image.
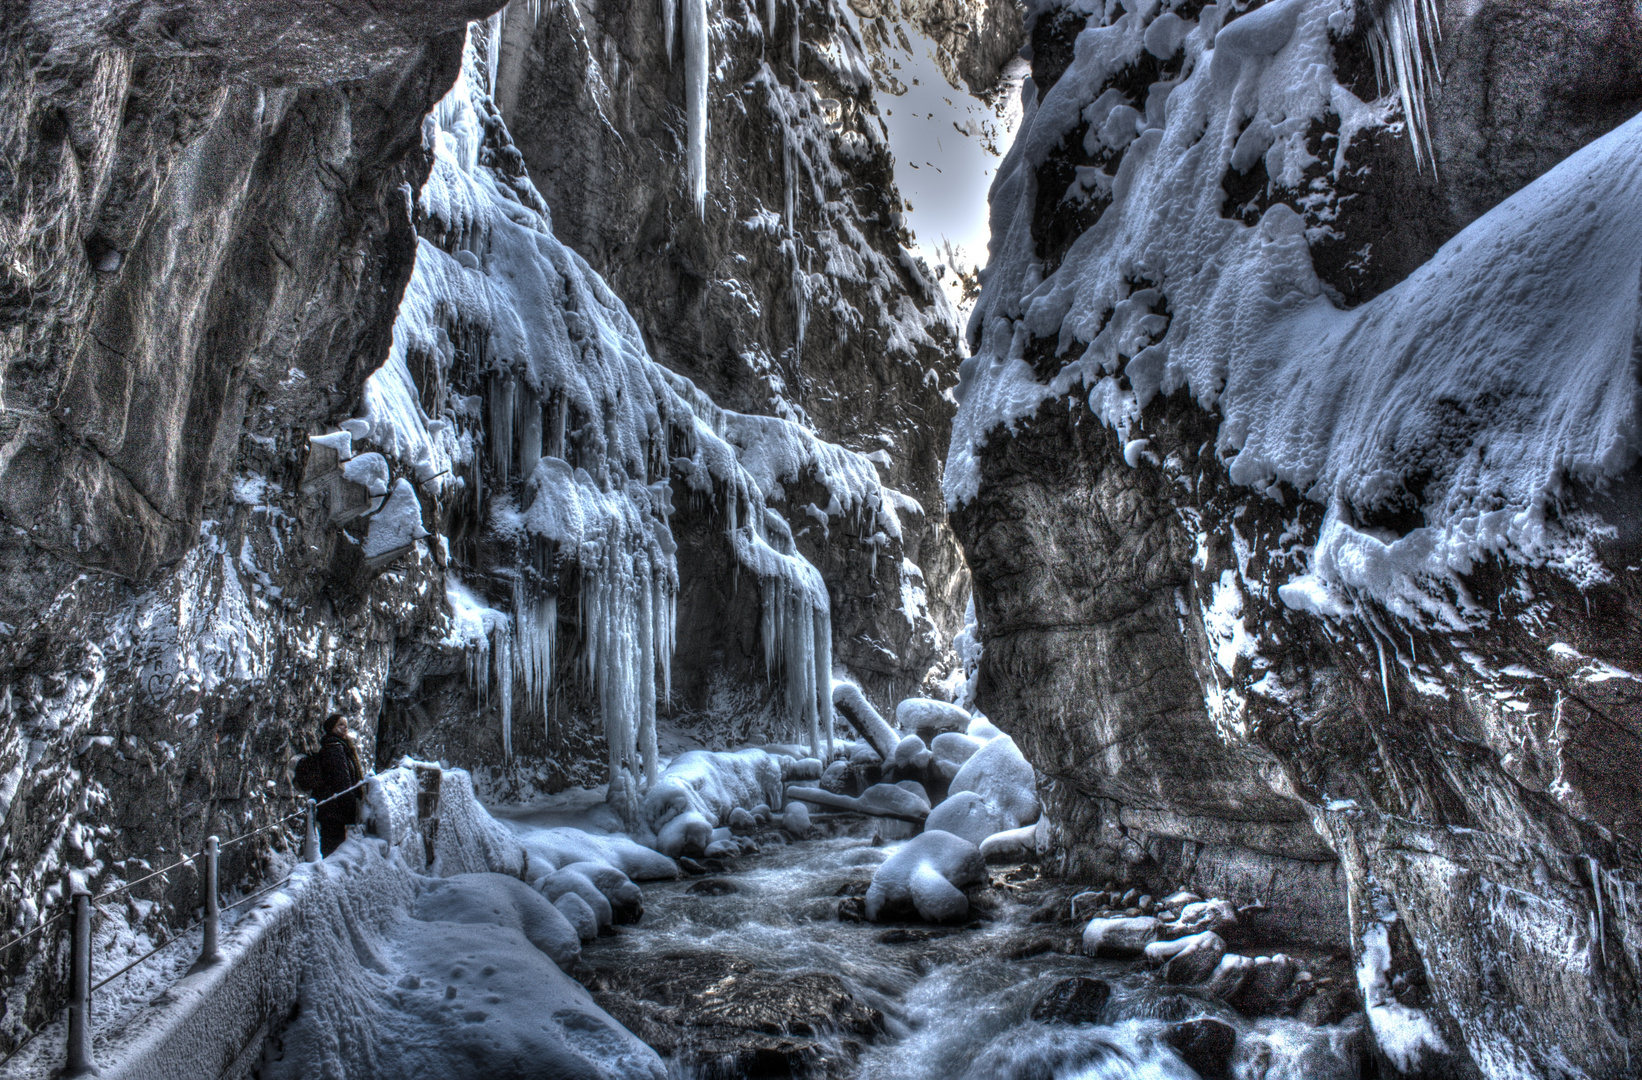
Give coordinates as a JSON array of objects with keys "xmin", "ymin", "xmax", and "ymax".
[
  {"xmin": 949, "ymin": 0, "xmax": 1642, "ymax": 1076},
  {"xmin": 0, "ymin": 0, "xmax": 989, "ymax": 1047},
  {"xmin": 484, "ymin": 0, "xmax": 1026, "ymax": 715},
  {"xmin": 359, "ymin": 20, "xmax": 926, "ymax": 805}
]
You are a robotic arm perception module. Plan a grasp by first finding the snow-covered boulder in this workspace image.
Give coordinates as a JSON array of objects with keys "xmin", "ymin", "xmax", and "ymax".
[
  {"xmin": 925, "ymin": 790, "xmax": 1013, "ymax": 847},
  {"xmin": 930, "ymin": 731, "xmax": 985, "ymax": 780},
  {"xmin": 1082, "ymin": 916, "xmax": 1161, "ymax": 957},
  {"xmin": 507, "ymin": 824, "xmax": 679, "ymax": 881},
  {"xmin": 1146, "ymin": 930, "xmax": 1226, "ymax": 984},
  {"xmin": 655, "ymin": 811, "xmax": 714, "ymax": 859},
  {"xmin": 782, "ymin": 756, "xmax": 824, "ymax": 781},
  {"xmin": 891, "ymin": 733, "xmax": 933, "ymax": 771},
  {"xmin": 643, "ymin": 749, "xmax": 783, "ymax": 855},
  {"xmin": 978, "ymin": 822, "xmax": 1041, "ymax": 863},
  {"xmin": 782, "ymin": 800, "xmax": 812, "ymax": 838},
  {"xmin": 559, "ymin": 860, "xmax": 643, "ymax": 923},
  {"xmin": 538, "ymin": 868, "xmax": 614, "ymax": 929},
  {"xmin": 895, "ymin": 698, "xmax": 971, "ymax": 733},
  {"xmin": 967, "ymin": 717, "xmax": 1003, "ymax": 740},
  {"xmin": 555, "ymin": 891, "xmax": 599, "ymax": 944},
  {"xmin": 1164, "ymin": 898, "xmax": 1239, "ymax": 939},
  {"xmin": 858, "ymin": 782, "xmax": 931, "ymax": 819},
  {"xmin": 865, "ymin": 829, "xmax": 986, "ymax": 922},
  {"xmin": 415, "ymin": 873, "xmax": 581, "ymax": 969},
  {"xmin": 949, "ymin": 734, "xmax": 1039, "ymax": 828},
  {"xmin": 833, "ymin": 682, "xmax": 901, "ymax": 759}
]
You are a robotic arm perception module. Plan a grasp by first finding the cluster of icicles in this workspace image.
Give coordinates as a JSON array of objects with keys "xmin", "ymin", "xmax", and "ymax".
[{"xmin": 366, "ymin": 20, "xmax": 879, "ymax": 816}]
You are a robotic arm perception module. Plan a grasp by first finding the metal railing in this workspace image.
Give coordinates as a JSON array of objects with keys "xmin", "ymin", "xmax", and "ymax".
[{"xmin": 0, "ymin": 778, "xmax": 372, "ymax": 1075}]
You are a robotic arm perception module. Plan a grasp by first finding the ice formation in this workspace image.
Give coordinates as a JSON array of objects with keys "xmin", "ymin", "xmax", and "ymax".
[
  {"xmin": 1357, "ymin": 920, "xmax": 1450, "ymax": 1071},
  {"xmin": 949, "ymin": 0, "xmax": 1642, "ymax": 628},
  {"xmin": 1363, "ymin": 0, "xmax": 1442, "ymax": 172},
  {"xmin": 316, "ymin": 23, "xmax": 920, "ymax": 803}
]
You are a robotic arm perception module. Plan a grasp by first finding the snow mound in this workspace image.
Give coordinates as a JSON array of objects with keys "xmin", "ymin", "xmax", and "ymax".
[
  {"xmin": 948, "ymin": 734, "xmax": 1039, "ymax": 829},
  {"xmin": 414, "ymin": 872, "xmax": 581, "ymax": 968},
  {"xmin": 896, "ymin": 697, "xmax": 971, "ymax": 733},
  {"xmin": 948, "ymin": 0, "xmax": 1642, "ymax": 624},
  {"xmin": 865, "ymin": 829, "xmax": 986, "ymax": 922}
]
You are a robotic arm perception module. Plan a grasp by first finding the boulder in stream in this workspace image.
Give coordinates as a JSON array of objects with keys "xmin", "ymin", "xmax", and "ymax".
[
  {"xmin": 1081, "ymin": 916, "xmax": 1160, "ymax": 957},
  {"xmin": 865, "ymin": 829, "xmax": 986, "ymax": 922},
  {"xmin": 1029, "ymin": 976, "xmax": 1112, "ymax": 1025}
]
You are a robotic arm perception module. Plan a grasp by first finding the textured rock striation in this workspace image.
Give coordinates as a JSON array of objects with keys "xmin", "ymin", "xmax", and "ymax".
[{"xmin": 950, "ymin": 0, "xmax": 1642, "ymax": 1077}]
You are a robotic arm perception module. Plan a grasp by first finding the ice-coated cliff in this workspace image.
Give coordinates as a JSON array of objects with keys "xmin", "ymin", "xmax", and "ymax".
[{"xmin": 948, "ymin": 0, "xmax": 1642, "ymax": 1075}]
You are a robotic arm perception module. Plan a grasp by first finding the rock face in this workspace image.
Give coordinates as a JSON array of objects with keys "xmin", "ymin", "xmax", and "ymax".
[
  {"xmin": 951, "ymin": 1, "xmax": 1642, "ymax": 1077},
  {"xmin": 0, "ymin": 0, "xmax": 1013, "ymax": 1051},
  {"xmin": 0, "ymin": 0, "xmax": 482, "ymax": 1045}
]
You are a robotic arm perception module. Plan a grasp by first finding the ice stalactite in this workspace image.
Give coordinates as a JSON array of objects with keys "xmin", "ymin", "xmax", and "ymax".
[
  {"xmin": 1365, "ymin": 0, "xmax": 1443, "ymax": 174},
  {"xmin": 683, "ymin": 0, "xmax": 709, "ymax": 214},
  {"xmin": 661, "ymin": 0, "xmax": 678, "ymax": 64}
]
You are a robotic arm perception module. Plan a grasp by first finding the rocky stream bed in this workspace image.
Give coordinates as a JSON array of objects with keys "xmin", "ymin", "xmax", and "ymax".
[{"xmin": 571, "ymin": 814, "xmax": 1368, "ymax": 1080}]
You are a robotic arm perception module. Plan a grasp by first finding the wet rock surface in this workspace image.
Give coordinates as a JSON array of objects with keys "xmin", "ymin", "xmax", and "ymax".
[{"xmin": 585, "ymin": 954, "xmax": 885, "ymax": 1078}]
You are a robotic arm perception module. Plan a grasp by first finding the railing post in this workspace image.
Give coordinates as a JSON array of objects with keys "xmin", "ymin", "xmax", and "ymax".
[
  {"xmin": 302, "ymin": 799, "xmax": 320, "ymax": 863},
  {"xmin": 415, "ymin": 764, "xmax": 442, "ymax": 870},
  {"xmin": 198, "ymin": 836, "xmax": 220, "ymax": 965},
  {"xmin": 65, "ymin": 883, "xmax": 96, "ymax": 1076}
]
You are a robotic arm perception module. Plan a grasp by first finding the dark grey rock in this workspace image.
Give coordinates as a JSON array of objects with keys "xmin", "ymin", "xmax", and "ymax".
[
  {"xmin": 1028, "ymin": 976, "xmax": 1111, "ymax": 1026},
  {"xmin": 1162, "ymin": 1019, "xmax": 1236, "ymax": 1080}
]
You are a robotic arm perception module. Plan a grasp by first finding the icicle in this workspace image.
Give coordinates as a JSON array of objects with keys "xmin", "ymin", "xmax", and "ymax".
[
  {"xmin": 489, "ymin": 374, "xmax": 515, "ymax": 488},
  {"xmin": 789, "ymin": 0, "xmax": 799, "ymax": 64},
  {"xmin": 683, "ymin": 0, "xmax": 709, "ymax": 215},
  {"xmin": 638, "ymin": 562, "xmax": 660, "ymax": 788},
  {"xmin": 1373, "ymin": 631, "xmax": 1392, "ymax": 714},
  {"xmin": 765, "ymin": 0, "xmax": 777, "ymax": 40},
  {"xmin": 1589, "ymin": 856, "xmax": 1609, "ymax": 971},
  {"xmin": 662, "ymin": 0, "xmax": 678, "ymax": 66},
  {"xmin": 518, "ymin": 388, "xmax": 543, "ymax": 481},
  {"xmin": 495, "ymin": 619, "xmax": 515, "ymax": 760},
  {"xmin": 1367, "ymin": 0, "xmax": 1443, "ymax": 174},
  {"xmin": 814, "ymin": 603, "xmax": 833, "ymax": 759}
]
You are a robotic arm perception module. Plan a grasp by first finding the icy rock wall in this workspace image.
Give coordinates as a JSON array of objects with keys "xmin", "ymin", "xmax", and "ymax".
[
  {"xmin": 0, "ymin": 0, "xmax": 489, "ymax": 1049},
  {"xmin": 362, "ymin": 24, "xmax": 932, "ymax": 796},
  {"xmin": 487, "ymin": 0, "xmax": 1008, "ymax": 712},
  {"xmin": 949, "ymin": 0, "xmax": 1642, "ymax": 1077}
]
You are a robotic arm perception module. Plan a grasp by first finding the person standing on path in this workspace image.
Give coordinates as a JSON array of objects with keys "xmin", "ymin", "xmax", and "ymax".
[{"xmin": 313, "ymin": 713, "xmax": 366, "ymax": 856}]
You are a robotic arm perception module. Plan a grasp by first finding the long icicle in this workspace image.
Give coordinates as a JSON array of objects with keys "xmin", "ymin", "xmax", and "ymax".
[{"xmin": 683, "ymin": 0, "xmax": 709, "ymax": 214}]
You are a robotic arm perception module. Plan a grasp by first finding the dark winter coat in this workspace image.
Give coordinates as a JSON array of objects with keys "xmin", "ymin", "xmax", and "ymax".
[{"xmin": 314, "ymin": 730, "xmax": 365, "ymax": 824}]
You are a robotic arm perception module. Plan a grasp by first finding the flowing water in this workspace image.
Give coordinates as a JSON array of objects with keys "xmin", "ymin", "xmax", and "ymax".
[{"xmin": 575, "ymin": 819, "xmax": 1366, "ymax": 1080}]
